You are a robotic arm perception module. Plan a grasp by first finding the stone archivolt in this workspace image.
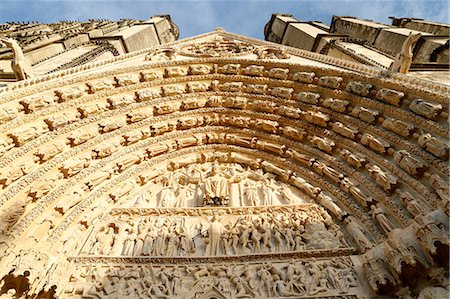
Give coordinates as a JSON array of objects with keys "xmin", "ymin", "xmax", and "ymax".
[{"xmin": 0, "ymin": 30, "xmax": 448, "ymax": 299}]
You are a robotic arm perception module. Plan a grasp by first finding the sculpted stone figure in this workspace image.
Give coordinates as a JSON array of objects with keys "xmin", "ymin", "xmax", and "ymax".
[
  {"xmin": 92, "ymin": 139, "xmax": 120, "ymax": 158},
  {"xmin": 243, "ymin": 65, "xmax": 265, "ymax": 76},
  {"xmin": 154, "ymin": 102, "xmax": 180, "ymax": 115},
  {"xmin": 20, "ymin": 95, "xmax": 55, "ymax": 114},
  {"xmin": 8, "ymin": 122, "xmax": 49, "ymax": 146},
  {"xmin": 60, "ymin": 155, "xmax": 91, "ymax": 178},
  {"xmin": 114, "ymin": 151, "xmax": 146, "ymax": 172},
  {"xmin": 140, "ymin": 70, "xmax": 163, "ymax": 82},
  {"xmin": 345, "ymin": 81, "xmax": 372, "ymax": 96},
  {"xmin": 251, "ymin": 99, "xmax": 277, "ymax": 113},
  {"xmin": 67, "ymin": 128, "xmax": 98, "ymax": 147},
  {"xmin": 219, "ymin": 63, "xmax": 241, "ymax": 74},
  {"xmin": 367, "ymin": 164, "xmax": 398, "ymax": 192},
  {"xmin": 351, "ymin": 106, "xmax": 379, "ymax": 124},
  {"xmin": 107, "ymin": 94, "xmax": 135, "ymax": 109},
  {"xmin": 290, "ymin": 174, "xmax": 321, "ymax": 198},
  {"xmin": 45, "ymin": 111, "xmax": 80, "ymax": 130},
  {"xmin": 0, "ymin": 160, "xmax": 35, "ymax": 187},
  {"xmin": 375, "ymin": 88, "xmax": 404, "ymax": 107},
  {"xmin": 293, "ymin": 71, "xmax": 315, "ymax": 83},
  {"xmin": 165, "ymin": 67, "xmax": 188, "ymax": 78},
  {"xmin": 244, "ymin": 83, "xmax": 268, "ymax": 94},
  {"xmin": 86, "ymin": 78, "xmax": 115, "ymax": 93},
  {"xmin": 361, "ymin": 133, "xmax": 391, "ymax": 154},
  {"xmin": 382, "ymin": 118, "xmax": 414, "ymax": 137},
  {"xmin": 162, "ymin": 85, "xmax": 186, "ymax": 96},
  {"xmin": 271, "ymin": 87, "xmax": 293, "ymax": 99},
  {"xmin": 311, "ymin": 160, "xmax": 344, "ymax": 184},
  {"xmin": 394, "ymin": 150, "xmax": 427, "ymax": 177},
  {"xmin": 397, "ymin": 190, "xmax": 427, "ymax": 217},
  {"xmin": 332, "ymin": 122, "xmax": 358, "ymax": 139},
  {"xmin": 34, "ymin": 140, "xmax": 66, "ymax": 162},
  {"xmin": 318, "ymin": 76, "xmax": 342, "ymax": 89},
  {"xmin": 278, "ymin": 105, "xmax": 303, "ymax": 119},
  {"xmin": 0, "ymin": 37, "xmax": 34, "ymax": 80},
  {"xmin": 339, "ymin": 148, "xmax": 367, "ymax": 168},
  {"xmin": 115, "ymin": 73, "xmax": 140, "ymax": 86},
  {"xmin": 136, "ymin": 88, "xmax": 161, "ymax": 101},
  {"xmin": 388, "ymin": 32, "xmax": 421, "ymax": 74},
  {"xmin": 187, "ymin": 82, "xmax": 209, "ymax": 93},
  {"xmin": 27, "ymin": 175, "xmax": 59, "ymax": 201},
  {"xmin": 55, "ymin": 85, "xmax": 87, "ymax": 102},
  {"xmin": 370, "ymin": 204, "xmax": 395, "ymax": 234},
  {"xmin": 417, "ymin": 133, "xmax": 449, "ymax": 160},
  {"xmin": 297, "ymin": 92, "xmax": 320, "ymax": 104},
  {"xmin": 98, "ymin": 118, "xmax": 127, "ymax": 133},
  {"xmin": 426, "ymin": 173, "xmax": 449, "ymax": 201},
  {"xmin": 266, "ymin": 67, "xmax": 289, "ymax": 80},
  {"xmin": 343, "ymin": 216, "xmax": 373, "ymax": 251},
  {"xmin": 188, "ymin": 64, "xmax": 212, "ymax": 75},
  {"xmin": 316, "ymin": 193, "xmax": 345, "ymax": 220},
  {"xmin": 304, "ymin": 111, "xmax": 330, "ymax": 127},
  {"xmin": 181, "ymin": 98, "xmax": 207, "ymax": 110},
  {"xmin": 78, "ymin": 100, "xmax": 109, "ymax": 118},
  {"xmin": 206, "ymin": 214, "xmax": 226, "ymax": 255},
  {"xmin": 409, "ymin": 99, "xmax": 443, "ymax": 119},
  {"xmin": 309, "ymin": 136, "xmax": 335, "ymax": 153},
  {"xmin": 322, "ymin": 98, "xmax": 349, "ymax": 112},
  {"xmin": 0, "ymin": 199, "xmax": 26, "ymax": 235}
]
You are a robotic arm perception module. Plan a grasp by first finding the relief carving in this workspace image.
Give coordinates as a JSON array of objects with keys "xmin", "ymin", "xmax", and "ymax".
[
  {"xmin": 366, "ymin": 164, "xmax": 399, "ymax": 192},
  {"xmin": 409, "ymin": 99, "xmax": 443, "ymax": 120},
  {"xmin": 360, "ymin": 133, "xmax": 390, "ymax": 154},
  {"xmin": 292, "ymin": 71, "xmax": 315, "ymax": 83},
  {"xmin": 266, "ymin": 67, "xmax": 289, "ymax": 80},
  {"xmin": 393, "ymin": 150, "xmax": 427, "ymax": 177},
  {"xmin": 382, "ymin": 118, "xmax": 414, "ymax": 137},
  {"xmin": 375, "ymin": 88, "xmax": 404, "ymax": 107},
  {"xmin": 107, "ymin": 94, "xmax": 136, "ymax": 109},
  {"xmin": 309, "ymin": 136, "xmax": 335, "ymax": 153},
  {"xmin": 332, "ymin": 122, "xmax": 358, "ymax": 139},
  {"xmin": 322, "ymin": 98, "xmax": 349, "ymax": 113},
  {"xmin": 297, "ymin": 92, "xmax": 320, "ymax": 104},
  {"xmin": 115, "ymin": 73, "xmax": 140, "ymax": 87},
  {"xmin": 350, "ymin": 106, "xmax": 379, "ymax": 124},
  {"xmin": 417, "ymin": 133, "xmax": 449, "ymax": 160},
  {"xmin": 304, "ymin": 111, "xmax": 330, "ymax": 127},
  {"xmin": 345, "ymin": 81, "xmax": 372, "ymax": 97},
  {"xmin": 318, "ymin": 76, "xmax": 342, "ymax": 89}
]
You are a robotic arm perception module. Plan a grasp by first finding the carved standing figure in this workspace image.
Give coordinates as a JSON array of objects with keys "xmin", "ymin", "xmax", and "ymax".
[
  {"xmin": 0, "ymin": 38, "xmax": 34, "ymax": 80},
  {"xmin": 388, "ymin": 32, "xmax": 421, "ymax": 74}
]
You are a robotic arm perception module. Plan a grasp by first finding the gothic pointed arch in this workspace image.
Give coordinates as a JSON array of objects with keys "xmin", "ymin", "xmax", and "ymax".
[{"xmin": 0, "ymin": 29, "xmax": 448, "ymax": 298}]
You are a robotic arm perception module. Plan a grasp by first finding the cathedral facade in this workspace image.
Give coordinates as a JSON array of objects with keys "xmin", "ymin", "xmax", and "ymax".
[{"xmin": 0, "ymin": 14, "xmax": 448, "ymax": 299}]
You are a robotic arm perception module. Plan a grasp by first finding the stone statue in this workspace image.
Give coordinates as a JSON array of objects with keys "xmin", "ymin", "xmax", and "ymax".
[
  {"xmin": 206, "ymin": 214, "xmax": 225, "ymax": 256},
  {"xmin": 388, "ymin": 32, "xmax": 421, "ymax": 74},
  {"xmin": 0, "ymin": 37, "xmax": 34, "ymax": 80},
  {"xmin": 370, "ymin": 205, "xmax": 395, "ymax": 234}
]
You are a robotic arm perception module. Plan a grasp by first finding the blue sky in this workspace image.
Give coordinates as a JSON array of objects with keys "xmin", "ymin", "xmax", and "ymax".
[{"xmin": 0, "ymin": 1, "xmax": 448, "ymax": 39}]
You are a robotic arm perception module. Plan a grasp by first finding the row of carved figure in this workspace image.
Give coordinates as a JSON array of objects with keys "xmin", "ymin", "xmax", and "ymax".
[
  {"xmin": 150, "ymin": 161, "xmax": 302, "ymax": 208},
  {"xmin": 63, "ymin": 258, "xmax": 358, "ymax": 298},
  {"xmin": 1, "ymin": 63, "xmax": 446, "ymax": 154},
  {"xmin": 83, "ymin": 210, "xmax": 349, "ymax": 257},
  {"xmin": 2, "ymin": 116, "xmax": 445, "ymax": 209},
  {"xmin": 1, "ymin": 106, "xmax": 446, "ymax": 203}
]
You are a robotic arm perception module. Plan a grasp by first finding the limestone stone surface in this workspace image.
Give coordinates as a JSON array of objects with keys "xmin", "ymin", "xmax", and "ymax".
[{"xmin": 0, "ymin": 16, "xmax": 448, "ymax": 299}]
